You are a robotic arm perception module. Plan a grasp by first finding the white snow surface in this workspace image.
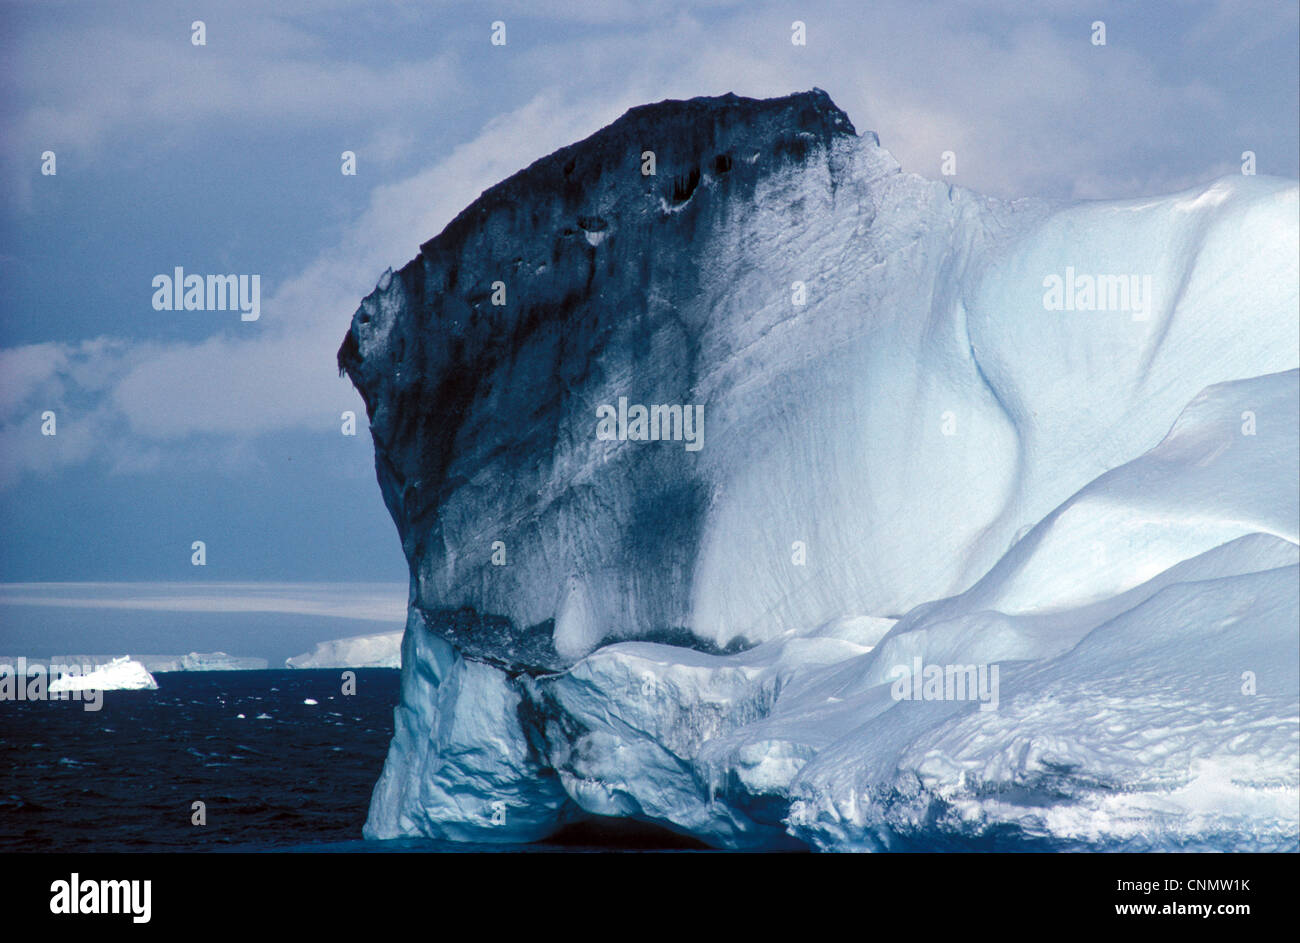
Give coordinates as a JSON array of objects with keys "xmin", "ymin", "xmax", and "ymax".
[
  {"xmin": 347, "ymin": 93, "xmax": 1299, "ymax": 850},
  {"xmin": 48, "ymin": 656, "xmax": 158, "ymax": 692},
  {"xmin": 285, "ymin": 631, "xmax": 402, "ymax": 669}
]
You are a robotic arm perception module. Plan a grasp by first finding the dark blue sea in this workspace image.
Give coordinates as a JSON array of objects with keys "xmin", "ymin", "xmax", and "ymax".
[
  {"xmin": 0, "ymin": 668, "xmax": 1089, "ymax": 855},
  {"xmin": 0, "ymin": 669, "xmax": 718, "ymax": 853}
]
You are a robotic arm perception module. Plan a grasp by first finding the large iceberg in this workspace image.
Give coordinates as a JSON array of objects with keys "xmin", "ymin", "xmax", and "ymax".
[{"xmin": 340, "ymin": 90, "xmax": 1299, "ymax": 850}]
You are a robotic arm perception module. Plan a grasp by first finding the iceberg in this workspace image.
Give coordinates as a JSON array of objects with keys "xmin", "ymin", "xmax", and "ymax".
[
  {"xmin": 48, "ymin": 656, "xmax": 158, "ymax": 692},
  {"xmin": 285, "ymin": 631, "xmax": 402, "ymax": 669},
  {"xmin": 341, "ymin": 90, "xmax": 1299, "ymax": 850}
]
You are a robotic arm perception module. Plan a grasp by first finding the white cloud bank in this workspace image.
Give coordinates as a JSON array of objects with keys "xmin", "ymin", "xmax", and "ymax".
[{"xmin": 0, "ymin": 581, "xmax": 408, "ymax": 622}]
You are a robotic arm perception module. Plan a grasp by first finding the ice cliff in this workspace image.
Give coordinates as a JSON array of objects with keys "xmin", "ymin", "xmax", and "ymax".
[
  {"xmin": 286, "ymin": 632, "xmax": 402, "ymax": 669},
  {"xmin": 339, "ymin": 90, "xmax": 1299, "ymax": 850}
]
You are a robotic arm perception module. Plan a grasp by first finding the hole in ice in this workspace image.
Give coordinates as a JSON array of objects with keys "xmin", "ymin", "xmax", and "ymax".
[{"xmin": 670, "ymin": 166, "xmax": 701, "ymax": 204}]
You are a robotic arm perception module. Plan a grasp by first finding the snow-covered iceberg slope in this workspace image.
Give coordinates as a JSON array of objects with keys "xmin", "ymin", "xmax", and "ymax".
[
  {"xmin": 285, "ymin": 632, "xmax": 402, "ymax": 669},
  {"xmin": 341, "ymin": 90, "xmax": 1299, "ymax": 850},
  {"xmin": 48, "ymin": 656, "xmax": 158, "ymax": 692}
]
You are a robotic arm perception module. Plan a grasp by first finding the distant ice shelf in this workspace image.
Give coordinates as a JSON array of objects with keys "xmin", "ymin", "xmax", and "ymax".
[{"xmin": 157, "ymin": 652, "xmax": 270, "ymax": 672}]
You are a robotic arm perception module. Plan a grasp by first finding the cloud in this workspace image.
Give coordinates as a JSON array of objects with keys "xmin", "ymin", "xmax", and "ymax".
[
  {"xmin": 0, "ymin": 2, "xmax": 461, "ymax": 209},
  {"xmin": 0, "ymin": 0, "xmax": 1294, "ymax": 490},
  {"xmin": 10, "ymin": 0, "xmax": 1293, "ymax": 201},
  {"xmin": 439, "ymin": 0, "xmax": 1296, "ymax": 199},
  {"xmin": 0, "ymin": 91, "xmax": 622, "ymax": 485},
  {"xmin": 0, "ymin": 339, "xmax": 140, "ymax": 487}
]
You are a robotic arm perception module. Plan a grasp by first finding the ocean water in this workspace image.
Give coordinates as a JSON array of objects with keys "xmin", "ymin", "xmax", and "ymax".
[
  {"xmin": 0, "ymin": 669, "xmax": 714, "ymax": 853},
  {"xmin": 0, "ymin": 668, "xmax": 1105, "ymax": 853},
  {"xmin": 0, "ymin": 670, "xmax": 400, "ymax": 853}
]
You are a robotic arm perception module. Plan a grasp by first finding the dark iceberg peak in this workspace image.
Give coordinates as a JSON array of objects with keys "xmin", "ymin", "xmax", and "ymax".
[
  {"xmin": 339, "ymin": 87, "xmax": 862, "ymax": 385},
  {"xmin": 418, "ymin": 87, "xmax": 857, "ymax": 256},
  {"xmin": 336, "ymin": 87, "xmax": 870, "ymax": 671},
  {"xmin": 625, "ymin": 86, "xmax": 851, "ymax": 127},
  {"xmin": 611, "ymin": 87, "xmax": 856, "ymax": 154}
]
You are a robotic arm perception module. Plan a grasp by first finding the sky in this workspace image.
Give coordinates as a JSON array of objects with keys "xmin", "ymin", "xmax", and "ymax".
[{"xmin": 0, "ymin": 0, "xmax": 1296, "ymax": 654}]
